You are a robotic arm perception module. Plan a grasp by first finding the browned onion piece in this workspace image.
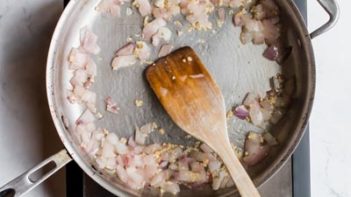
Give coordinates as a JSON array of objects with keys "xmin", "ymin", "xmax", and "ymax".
[
  {"xmin": 270, "ymin": 108, "xmax": 284, "ymax": 124},
  {"xmin": 234, "ymin": 105, "xmax": 249, "ymax": 120},
  {"xmin": 263, "ymin": 132, "xmax": 278, "ymax": 146},
  {"xmin": 263, "ymin": 43, "xmax": 292, "ymax": 64},
  {"xmin": 260, "ymin": 0, "xmax": 279, "ymax": 18},
  {"xmin": 243, "ymin": 132, "xmax": 270, "ymax": 166},
  {"xmin": 263, "ymin": 45, "xmax": 279, "ymax": 61}
]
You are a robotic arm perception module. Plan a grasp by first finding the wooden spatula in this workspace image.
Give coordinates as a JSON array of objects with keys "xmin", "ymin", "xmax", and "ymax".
[{"xmin": 146, "ymin": 47, "xmax": 260, "ymax": 197}]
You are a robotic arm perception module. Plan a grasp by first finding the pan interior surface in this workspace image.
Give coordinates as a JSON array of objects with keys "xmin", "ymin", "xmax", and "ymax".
[{"xmin": 47, "ymin": 0, "xmax": 314, "ymax": 196}]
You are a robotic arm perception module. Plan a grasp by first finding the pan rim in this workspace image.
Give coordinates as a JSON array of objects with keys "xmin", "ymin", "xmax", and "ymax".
[
  {"xmin": 46, "ymin": 1, "xmax": 133, "ymax": 196},
  {"xmin": 248, "ymin": 0, "xmax": 316, "ymax": 191},
  {"xmin": 46, "ymin": 0, "xmax": 316, "ymax": 196}
]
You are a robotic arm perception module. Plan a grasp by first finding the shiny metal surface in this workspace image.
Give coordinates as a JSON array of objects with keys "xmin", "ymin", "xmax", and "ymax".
[
  {"xmin": 0, "ymin": 0, "xmax": 339, "ymax": 196},
  {"xmin": 47, "ymin": 0, "xmax": 315, "ymax": 196},
  {"xmin": 48, "ymin": 0, "xmax": 317, "ymax": 196}
]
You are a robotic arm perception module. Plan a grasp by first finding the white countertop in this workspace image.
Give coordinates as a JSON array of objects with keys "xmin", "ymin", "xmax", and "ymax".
[
  {"xmin": 0, "ymin": 0, "xmax": 64, "ymax": 197},
  {"xmin": 308, "ymin": 1, "xmax": 351, "ymax": 197}
]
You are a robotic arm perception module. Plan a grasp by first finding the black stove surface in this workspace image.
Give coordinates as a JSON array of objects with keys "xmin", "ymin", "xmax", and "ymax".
[{"xmin": 64, "ymin": 1, "xmax": 310, "ymax": 196}]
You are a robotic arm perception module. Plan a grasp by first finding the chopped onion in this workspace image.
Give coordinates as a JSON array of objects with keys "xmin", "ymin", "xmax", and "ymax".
[
  {"xmin": 85, "ymin": 59, "xmax": 97, "ymax": 77},
  {"xmin": 252, "ymin": 4, "xmax": 265, "ymax": 20},
  {"xmin": 175, "ymin": 170, "xmax": 200, "ymax": 182},
  {"xmin": 233, "ymin": 0, "xmax": 281, "ymax": 46},
  {"xmin": 128, "ymin": 155, "xmax": 144, "ymax": 168},
  {"xmin": 191, "ymin": 161, "xmax": 205, "ymax": 172},
  {"xmin": 178, "ymin": 157, "xmax": 191, "ymax": 170},
  {"xmin": 211, "ymin": 0, "xmax": 242, "ymax": 7},
  {"xmin": 260, "ymin": 0, "xmax": 279, "ymax": 18},
  {"xmin": 106, "ymin": 132, "xmax": 119, "ymax": 144},
  {"xmin": 135, "ymin": 122, "xmax": 157, "ymax": 145},
  {"xmin": 150, "ymin": 171, "xmax": 167, "ymax": 187},
  {"xmin": 152, "ymin": 0, "xmax": 180, "ymax": 20},
  {"xmin": 263, "ymin": 132, "xmax": 278, "ymax": 146},
  {"xmin": 126, "ymin": 167, "xmax": 146, "ymax": 189},
  {"xmin": 158, "ymin": 44, "xmax": 174, "ymax": 57},
  {"xmin": 208, "ymin": 160, "xmax": 221, "ymax": 173},
  {"xmin": 152, "ymin": 27, "xmax": 172, "ymax": 46},
  {"xmin": 212, "ymin": 170, "xmax": 227, "ymax": 190},
  {"xmin": 160, "ymin": 181, "xmax": 180, "ymax": 195},
  {"xmin": 220, "ymin": 176, "xmax": 230, "ymax": 189},
  {"xmin": 134, "ymin": 41, "xmax": 151, "ymax": 61},
  {"xmin": 105, "ymin": 96, "xmax": 119, "ymax": 114},
  {"xmin": 243, "ymin": 92, "xmax": 258, "ymax": 106},
  {"xmin": 270, "ymin": 108, "xmax": 284, "ymax": 124},
  {"xmin": 96, "ymin": 0, "xmax": 124, "ymax": 17},
  {"xmin": 128, "ymin": 137, "xmax": 137, "ymax": 147},
  {"xmin": 101, "ymin": 141, "xmax": 116, "ymax": 158},
  {"xmin": 143, "ymin": 143, "xmax": 162, "ymax": 154},
  {"xmin": 243, "ymin": 132, "xmax": 270, "ymax": 166},
  {"xmin": 112, "ymin": 55, "xmax": 138, "ymax": 70},
  {"xmin": 116, "ymin": 42, "xmax": 135, "ymax": 56},
  {"xmin": 80, "ymin": 27, "xmax": 101, "ymax": 55},
  {"xmin": 77, "ymin": 109, "xmax": 95, "ymax": 125},
  {"xmin": 234, "ymin": 105, "xmax": 249, "ymax": 120},
  {"xmin": 199, "ymin": 143, "xmax": 213, "ymax": 153},
  {"xmin": 233, "ymin": 10, "xmax": 249, "ymax": 26},
  {"xmin": 116, "ymin": 165, "xmax": 129, "ymax": 182},
  {"xmin": 70, "ymin": 69, "xmax": 88, "ymax": 87},
  {"xmin": 134, "ymin": 0, "xmax": 152, "ymax": 16},
  {"xmin": 180, "ymin": 0, "xmax": 214, "ymax": 30},
  {"xmin": 168, "ymin": 147, "xmax": 183, "ymax": 162},
  {"xmin": 262, "ymin": 18, "xmax": 280, "ymax": 45},
  {"xmin": 190, "ymin": 150, "xmax": 215, "ymax": 162},
  {"xmin": 142, "ymin": 18, "xmax": 167, "ymax": 41},
  {"xmin": 80, "ymin": 89, "xmax": 97, "ymax": 112},
  {"xmin": 217, "ymin": 8, "xmax": 225, "ymax": 27},
  {"xmin": 263, "ymin": 45, "xmax": 279, "ymax": 61},
  {"xmin": 249, "ymin": 101, "xmax": 264, "ymax": 127},
  {"xmin": 68, "ymin": 48, "xmax": 89, "ymax": 70},
  {"xmin": 114, "ymin": 140, "xmax": 129, "ymax": 154}
]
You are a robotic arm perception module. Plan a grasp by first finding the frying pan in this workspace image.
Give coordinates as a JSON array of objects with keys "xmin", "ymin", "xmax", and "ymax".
[{"xmin": 0, "ymin": 0, "xmax": 339, "ymax": 196}]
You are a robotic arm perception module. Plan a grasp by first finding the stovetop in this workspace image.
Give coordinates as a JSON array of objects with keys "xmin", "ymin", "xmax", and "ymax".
[{"xmin": 64, "ymin": 1, "xmax": 310, "ymax": 197}]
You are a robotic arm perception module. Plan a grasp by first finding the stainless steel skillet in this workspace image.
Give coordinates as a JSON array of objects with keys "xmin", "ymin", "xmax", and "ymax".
[{"xmin": 0, "ymin": 0, "xmax": 339, "ymax": 196}]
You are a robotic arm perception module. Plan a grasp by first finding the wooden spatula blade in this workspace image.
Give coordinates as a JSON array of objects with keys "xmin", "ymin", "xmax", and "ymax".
[
  {"xmin": 146, "ymin": 47, "xmax": 260, "ymax": 197},
  {"xmin": 146, "ymin": 47, "xmax": 226, "ymax": 141}
]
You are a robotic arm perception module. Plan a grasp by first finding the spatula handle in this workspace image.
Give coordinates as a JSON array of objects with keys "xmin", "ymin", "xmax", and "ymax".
[{"xmin": 217, "ymin": 143, "xmax": 261, "ymax": 197}]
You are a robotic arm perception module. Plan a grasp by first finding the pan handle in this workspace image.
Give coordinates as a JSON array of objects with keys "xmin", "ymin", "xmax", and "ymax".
[
  {"xmin": 310, "ymin": 0, "xmax": 340, "ymax": 39},
  {"xmin": 0, "ymin": 149, "xmax": 72, "ymax": 197}
]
